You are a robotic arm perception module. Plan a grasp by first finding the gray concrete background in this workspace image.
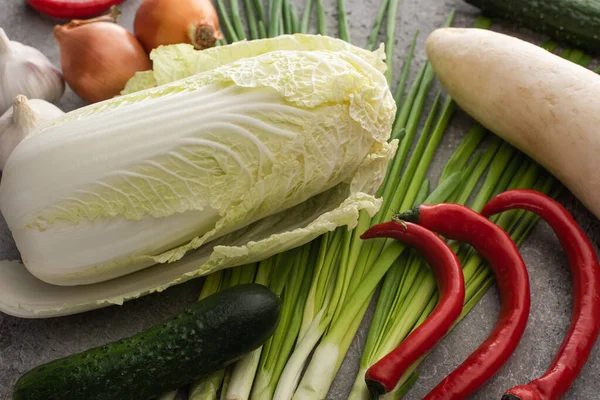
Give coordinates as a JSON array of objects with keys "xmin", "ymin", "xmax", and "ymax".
[{"xmin": 1, "ymin": 0, "xmax": 599, "ymax": 399}]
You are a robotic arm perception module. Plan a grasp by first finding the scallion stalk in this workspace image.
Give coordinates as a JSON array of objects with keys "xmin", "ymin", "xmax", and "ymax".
[
  {"xmin": 216, "ymin": 0, "xmax": 239, "ymax": 43},
  {"xmin": 394, "ymin": 31, "xmax": 419, "ymax": 107},
  {"xmin": 542, "ymin": 40, "xmax": 559, "ymax": 52},
  {"xmin": 295, "ymin": 172, "xmax": 463, "ymax": 398},
  {"xmin": 252, "ymin": 0, "xmax": 266, "ymax": 33},
  {"xmin": 300, "ymin": 0, "xmax": 314, "ymax": 34},
  {"xmin": 290, "ymin": 4, "xmax": 300, "ymax": 33},
  {"xmin": 244, "ymin": 0, "xmax": 259, "ymax": 39},
  {"xmin": 282, "ymin": 0, "xmax": 293, "ymax": 35},
  {"xmin": 337, "ymin": 0, "xmax": 350, "ymax": 42},
  {"xmin": 384, "ymin": 0, "xmax": 401, "ymax": 83},
  {"xmin": 269, "ymin": 0, "xmax": 283, "ymax": 37},
  {"xmin": 230, "ymin": 0, "xmax": 248, "ymax": 39},
  {"xmin": 252, "ymin": 243, "xmax": 317, "ymax": 399},
  {"xmin": 316, "ymin": 0, "xmax": 327, "ymax": 35},
  {"xmin": 366, "ymin": 0, "xmax": 391, "ymax": 51}
]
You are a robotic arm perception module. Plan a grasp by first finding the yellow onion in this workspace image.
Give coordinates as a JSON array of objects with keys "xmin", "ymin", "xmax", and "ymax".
[
  {"xmin": 54, "ymin": 9, "xmax": 151, "ymax": 103},
  {"xmin": 134, "ymin": 0, "xmax": 223, "ymax": 52}
]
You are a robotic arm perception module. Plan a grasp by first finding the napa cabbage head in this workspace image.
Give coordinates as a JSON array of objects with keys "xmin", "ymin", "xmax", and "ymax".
[{"xmin": 0, "ymin": 35, "xmax": 396, "ymax": 318}]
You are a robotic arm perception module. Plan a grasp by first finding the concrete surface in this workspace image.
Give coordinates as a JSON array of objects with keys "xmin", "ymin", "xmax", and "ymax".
[{"xmin": 1, "ymin": 0, "xmax": 599, "ymax": 399}]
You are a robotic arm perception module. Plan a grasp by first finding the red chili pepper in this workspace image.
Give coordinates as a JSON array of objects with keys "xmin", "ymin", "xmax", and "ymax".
[
  {"xmin": 25, "ymin": 0, "xmax": 126, "ymax": 19},
  {"xmin": 360, "ymin": 221, "xmax": 466, "ymax": 396},
  {"xmin": 482, "ymin": 189, "xmax": 600, "ymax": 400},
  {"xmin": 397, "ymin": 203, "xmax": 531, "ymax": 399}
]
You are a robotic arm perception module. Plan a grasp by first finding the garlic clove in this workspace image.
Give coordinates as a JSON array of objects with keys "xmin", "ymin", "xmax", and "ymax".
[
  {"xmin": 0, "ymin": 28, "xmax": 11, "ymax": 55},
  {"xmin": 11, "ymin": 95, "xmax": 40, "ymax": 129},
  {"xmin": 0, "ymin": 95, "xmax": 64, "ymax": 170},
  {"xmin": 0, "ymin": 28, "xmax": 65, "ymax": 115}
]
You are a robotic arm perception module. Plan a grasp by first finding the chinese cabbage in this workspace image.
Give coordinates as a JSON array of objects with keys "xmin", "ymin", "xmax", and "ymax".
[{"xmin": 0, "ymin": 35, "xmax": 396, "ymax": 318}]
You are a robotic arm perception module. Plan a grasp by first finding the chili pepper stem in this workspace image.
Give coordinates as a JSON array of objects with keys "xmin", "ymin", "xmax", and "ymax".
[
  {"xmin": 367, "ymin": 380, "xmax": 386, "ymax": 398},
  {"xmin": 393, "ymin": 208, "xmax": 420, "ymax": 223}
]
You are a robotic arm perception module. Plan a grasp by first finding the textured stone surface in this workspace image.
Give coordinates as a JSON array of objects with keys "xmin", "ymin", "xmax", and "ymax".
[{"xmin": 0, "ymin": 0, "xmax": 599, "ymax": 399}]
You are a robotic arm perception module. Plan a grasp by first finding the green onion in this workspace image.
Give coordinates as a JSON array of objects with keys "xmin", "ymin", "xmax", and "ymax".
[
  {"xmin": 366, "ymin": 0, "xmax": 390, "ymax": 51},
  {"xmin": 252, "ymin": 243, "xmax": 317, "ymax": 399},
  {"xmin": 290, "ymin": 4, "xmax": 300, "ymax": 33},
  {"xmin": 569, "ymin": 49, "xmax": 585, "ymax": 64},
  {"xmin": 258, "ymin": 20, "xmax": 268, "ymax": 38},
  {"xmin": 384, "ymin": 0, "xmax": 401, "ymax": 83},
  {"xmin": 473, "ymin": 15, "xmax": 492, "ymax": 29},
  {"xmin": 252, "ymin": 0, "xmax": 267, "ymax": 33},
  {"xmin": 389, "ymin": 63, "xmax": 426, "ymax": 153},
  {"xmin": 216, "ymin": 0, "xmax": 239, "ymax": 43},
  {"xmin": 351, "ymin": 131, "xmax": 506, "ymax": 398},
  {"xmin": 385, "ymin": 64, "xmax": 435, "ymax": 202},
  {"xmin": 439, "ymin": 124, "xmax": 486, "ymax": 183},
  {"xmin": 394, "ymin": 31, "xmax": 419, "ymax": 107},
  {"xmin": 542, "ymin": 40, "xmax": 559, "ymax": 52},
  {"xmin": 296, "ymin": 85, "xmax": 460, "ymax": 396},
  {"xmin": 337, "ymin": 0, "xmax": 350, "ymax": 42},
  {"xmin": 316, "ymin": 0, "xmax": 327, "ymax": 35},
  {"xmin": 368, "ymin": 92, "xmax": 454, "ymax": 284},
  {"xmin": 300, "ymin": 0, "xmax": 314, "ymax": 34},
  {"xmin": 282, "ymin": 0, "xmax": 293, "ymax": 34},
  {"xmin": 269, "ymin": 0, "xmax": 283, "ymax": 37},
  {"xmin": 274, "ymin": 226, "xmax": 349, "ymax": 399},
  {"xmin": 230, "ymin": 0, "xmax": 247, "ymax": 40},
  {"xmin": 244, "ymin": 0, "xmax": 259, "ymax": 40},
  {"xmin": 296, "ymin": 175, "xmax": 462, "ymax": 398}
]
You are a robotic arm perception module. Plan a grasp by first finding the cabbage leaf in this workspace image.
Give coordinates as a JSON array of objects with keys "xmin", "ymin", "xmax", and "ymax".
[{"xmin": 0, "ymin": 35, "xmax": 396, "ymax": 318}]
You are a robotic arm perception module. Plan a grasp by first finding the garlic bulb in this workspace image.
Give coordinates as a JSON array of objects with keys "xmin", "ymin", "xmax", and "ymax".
[
  {"xmin": 0, "ymin": 95, "xmax": 64, "ymax": 170},
  {"xmin": 0, "ymin": 28, "xmax": 65, "ymax": 115}
]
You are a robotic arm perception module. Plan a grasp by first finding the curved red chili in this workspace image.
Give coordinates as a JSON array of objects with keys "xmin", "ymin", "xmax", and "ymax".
[
  {"xmin": 360, "ymin": 221, "xmax": 466, "ymax": 396},
  {"xmin": 397, "ymin": 203, "xmax": 531, "ymax": 400},
  {"xmin": 26, "ymin": 0, "xmax": 125, "ymax": 19},
  {"xmin": 482, "ymin": 189, "xmax": 600, "ymax": 400}
]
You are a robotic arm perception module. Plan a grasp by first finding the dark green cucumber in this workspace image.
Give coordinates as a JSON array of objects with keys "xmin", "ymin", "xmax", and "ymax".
[
  {"xmin": 465, "ymin": 0, "xmax": 600, "ymax": 53},
  {"xmin": 14, "ymin": 283, "xmax": 280, "ymax": 400}
]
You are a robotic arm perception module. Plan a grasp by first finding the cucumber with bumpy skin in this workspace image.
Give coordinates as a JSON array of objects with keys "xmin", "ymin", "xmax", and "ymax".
[
  {"xmin": 465, "ymin": 0, "xmax": 600, "ymax": 53},
  {"xmin": 13, "ymin": 283, "xmax": 280, "ymax": 400}
]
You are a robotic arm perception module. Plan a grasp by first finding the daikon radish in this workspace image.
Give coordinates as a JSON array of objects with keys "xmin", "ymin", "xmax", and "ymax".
[{"xmin": 426, "ymin": 28, "xmax": 600, "ymax": 218}]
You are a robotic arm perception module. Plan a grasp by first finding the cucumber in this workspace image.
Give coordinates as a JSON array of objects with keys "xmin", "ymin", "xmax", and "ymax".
[
  {"xmin": 465, "ymin": 0, "xmax": 600, "ymax": 53},
  {"xmin": 13, "ymin": 283, "xmax": 280, "ymax": 400}
]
